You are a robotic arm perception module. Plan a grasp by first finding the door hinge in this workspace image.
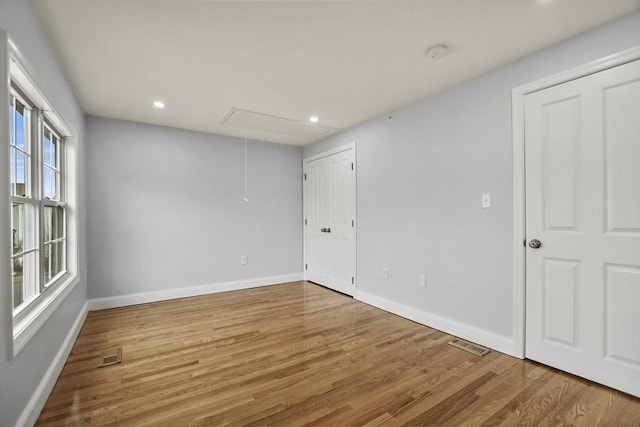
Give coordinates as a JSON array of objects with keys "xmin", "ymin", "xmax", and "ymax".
[
  {"xmin": 305, "ymin": 218, "xmax": 307, "ymax": 225},
  {"xmin": 352, "ymin": 219, "xmax": 354, "ymax": 227},
  {"xmin": 351, "ymin": 277, "xmax": 354, "ymax": 284},
  {"xmin": 305, "ymin": 264, "xmax": 308, "ymax": 270},
  {"xmin": 351, "ymin": 162, "xmax": 354, "ymax": 170},
  {"xmin": 303, "ymin": 173, "xmax": 307, "ymax": 180}
]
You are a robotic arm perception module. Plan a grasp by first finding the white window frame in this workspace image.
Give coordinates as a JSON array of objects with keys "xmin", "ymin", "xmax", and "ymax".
[
  {"xmin": 9, "ymin": 86, "xmax": 42, "ymax": 313},
  {"xmin": 10, "ymin": 84, "xmax": 69, "ymax": 313},
  {"xmin": 41, "ymin": 120, "xmax": 67, "ymax": 287},
  {"xmin": 2, "ymin": 34, "xmax": 80, "ymax": 357}
]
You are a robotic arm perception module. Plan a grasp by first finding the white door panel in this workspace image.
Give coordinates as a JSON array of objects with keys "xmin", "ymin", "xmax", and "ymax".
[
  {"xmin": 525, "ymin": 60, "xmax": 640, "ymax": 397},
  {"xmin": 605, "ymin": 78, "xmax": 640, "ymax": 234},
  {"xmin": 305, "ymin": 160, "xmax": 328, "ymax": 285},
  {"xmin": 304, "ymin": 147, "xmax": 356, "ymax": 295}
]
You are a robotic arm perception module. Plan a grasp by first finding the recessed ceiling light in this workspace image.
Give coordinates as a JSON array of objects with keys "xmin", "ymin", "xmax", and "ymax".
[
  {"xmin": 153, "ymin": 101, "xmax": 165, "ymax": 108},
  {"xmin": 309, "ymin": 116, "xmax": 319, "ymax": 123}
]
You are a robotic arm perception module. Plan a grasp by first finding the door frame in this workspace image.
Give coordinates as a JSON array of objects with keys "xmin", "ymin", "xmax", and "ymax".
[
  {"xmin": 511, "ymin": 46, "xmax": 640, "ymax": 358},
  {"xmin": 302, "ymin": 142, "xmax": 357, "ymax": 289}
]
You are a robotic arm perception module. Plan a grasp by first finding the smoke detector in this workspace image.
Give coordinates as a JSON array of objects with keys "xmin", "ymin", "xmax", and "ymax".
[{"xmin": 426, "ymin": 44, "xmax": 449, "ymax": 60}]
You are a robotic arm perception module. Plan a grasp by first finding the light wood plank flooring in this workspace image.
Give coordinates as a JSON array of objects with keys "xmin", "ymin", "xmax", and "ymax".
[{"xmin": 37, "ymin": 281, "xmax": 640, "ymax": 426}]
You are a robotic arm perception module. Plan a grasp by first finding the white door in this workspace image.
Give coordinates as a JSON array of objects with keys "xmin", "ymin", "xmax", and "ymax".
[
  {"xmin": 525, "ymin": 59, "xmax": 640, "ymax": 397},
  {"xmin": 304, "ymin": 146, "xmax": 356, "ymax": 295}
]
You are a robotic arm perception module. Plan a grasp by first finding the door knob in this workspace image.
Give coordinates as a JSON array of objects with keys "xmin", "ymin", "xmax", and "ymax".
[{"xmin": 528, "ymin": 239, "xmax": 542, "ymax": 249}]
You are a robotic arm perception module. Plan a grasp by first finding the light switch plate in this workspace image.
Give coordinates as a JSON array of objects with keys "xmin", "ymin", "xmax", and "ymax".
[{"xmin": 419, "ymin": 274, "xmax": 426, "ymax": 288}]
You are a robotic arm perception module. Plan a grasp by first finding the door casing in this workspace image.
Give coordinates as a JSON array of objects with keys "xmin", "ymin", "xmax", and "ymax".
[{"xmin": 511, "ymin": 46, "xmax": 640, "ymax": 358}]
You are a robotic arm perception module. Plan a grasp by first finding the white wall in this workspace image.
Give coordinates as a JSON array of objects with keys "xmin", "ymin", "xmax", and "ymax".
[
  {"xmin": 86, "ymin": 116, "xmax": 303, "ymax": 300},
  {"xmin": 0, "ymin": 2, "xmax": 87, "ymax": 426},
  {"xmin": 304, "ymin": 11, "xmax": 640, "ymax": 354}
]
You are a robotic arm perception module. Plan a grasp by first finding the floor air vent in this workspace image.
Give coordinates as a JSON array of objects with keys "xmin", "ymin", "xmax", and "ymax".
[
  {"xmin": 448, "ymin": 339, "xmax": 490, "ymax": 357},
  {"xmin": 98, "ymin": 347, "xmax": 122, "ymax": 368}
]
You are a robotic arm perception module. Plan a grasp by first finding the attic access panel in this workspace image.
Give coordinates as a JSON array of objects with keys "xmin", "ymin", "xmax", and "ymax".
[{"xmin": 221, "ymin": 108, "xmax": 337, "ymax": 143}]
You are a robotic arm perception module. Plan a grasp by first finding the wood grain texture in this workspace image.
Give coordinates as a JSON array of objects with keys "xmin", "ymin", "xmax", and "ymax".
[{"xmin": 37, "ymin": 281, "xmax": 640, "ymax": 426}]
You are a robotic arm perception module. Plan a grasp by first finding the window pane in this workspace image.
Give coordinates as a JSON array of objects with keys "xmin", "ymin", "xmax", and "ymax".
[
  {"xmin": 10, "ymin": 97, "xmax": 15, "ymax": 146},
  {"xmin": 44, "ymin": 241, "xmax": 64, "ymax": 285},
  {"xmin": 43, "ymin": 206, "xmax": 51, "ymax": 242},
  {"xmin": 54, "ymin": 207, "xmax": 64, "ymax": 239},
  {"xmin": 13, "ymin": 150, "xmax": 27, "ymax": 197},
  {"xmin": 12, "ymin": 256, "xmax": 24, "ymax": 308},
  {"xmin": 43, "ymin": 166, "xmax": 57, "ymax": 200},
  {"xmin": 43, "ymin": 206, "xmax": 64, "ymax": 242},
  {"xmin": 11, "ymin": 203, "xmax": 24, "ymax": 256},
  {"xmin": 10, "ymin": 146, "xmax": 16, "ymax": 195},
  {"xmin": 43, "ymin": 243, "xmax": 51, "ymax": 283},
  {"xmin": 15, "ymin": 100, "xmax": 26, "ymax": 150},
  {"xmin": 12, "ymin": 203, "xmax": 38, "ymax": 307},
  {"xmin": 13, "ymin": 250, "xmax": 37, "ymax": 310},
  {"xmin": 43, "ymin": 129, "xmax": 57, "ymax": 167},
  {"xmin": 55, "ymin": 241, "xmax": 65, "ymax": 277}
]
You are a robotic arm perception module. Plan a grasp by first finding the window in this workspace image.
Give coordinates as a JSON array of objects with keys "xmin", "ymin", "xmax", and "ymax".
[
  {"xmin": 10, "ymin": 86, "xmax": 68, "ymax": 313},
  {"xmin": 5, "ymin": 49, "xmax": 79, "ymax": 356}
]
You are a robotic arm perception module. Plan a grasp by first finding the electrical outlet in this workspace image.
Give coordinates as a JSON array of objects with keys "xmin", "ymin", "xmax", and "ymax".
[
  {"xmin": 482, "ymin": 193, "xmax": 491, "ymax": 208},
  {"xmin": 419, "ymin": 274, "xmax": 426, "ymax": 288},
  {"xmin": 241, "ymin": 256, "xmax": 248, "ymax": 265},
  {"xmin": 382, "ymin": 267, "xmax": 388, "ymax": 279}
]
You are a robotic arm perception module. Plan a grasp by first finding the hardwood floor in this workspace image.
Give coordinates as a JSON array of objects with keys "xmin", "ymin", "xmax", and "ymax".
[{"xmin": 37, "ymin": 281, "xmax": 640, "ymax": 426}]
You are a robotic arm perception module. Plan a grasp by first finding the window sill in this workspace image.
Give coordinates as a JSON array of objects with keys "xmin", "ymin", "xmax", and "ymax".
[{"xmin": 12, "ymin": 273, "xmax": 79, "ymax": 357}]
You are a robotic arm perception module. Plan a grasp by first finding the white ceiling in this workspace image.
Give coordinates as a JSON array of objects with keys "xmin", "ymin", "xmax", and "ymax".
[{"xmin": 32, "ymin": 0, "xmax": 640, "ymax": 146}]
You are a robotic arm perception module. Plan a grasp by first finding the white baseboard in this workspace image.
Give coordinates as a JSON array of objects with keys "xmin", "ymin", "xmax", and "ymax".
[
  {"xmin": 88, "ymin": 273, "xmax": 304, "ymax": 311},
  {"xmin": 355, "ymin": 290, "xmax": 517, "ymax": 357},
  {"xmin": 17, "ymin": 301, "xmax": 89, "ymax": 427}
]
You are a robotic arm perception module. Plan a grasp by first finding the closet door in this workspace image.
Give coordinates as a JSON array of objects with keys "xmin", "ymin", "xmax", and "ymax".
[
  {"xmin": 304, "ymin": 145, "xmax": 356, "ymax": 295},
  {"xmin": 524, "ymin": 60, "xmax": 640, "ymax": 397}
]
